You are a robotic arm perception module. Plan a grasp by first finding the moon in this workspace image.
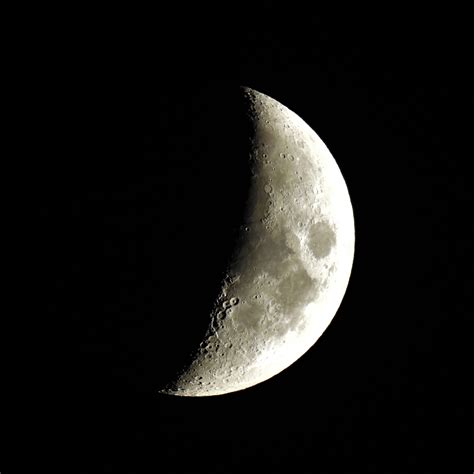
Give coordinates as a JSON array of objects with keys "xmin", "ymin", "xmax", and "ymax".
[{"xmin": 159, "ymin": 87, "xmax": 355, "ymax": 397}]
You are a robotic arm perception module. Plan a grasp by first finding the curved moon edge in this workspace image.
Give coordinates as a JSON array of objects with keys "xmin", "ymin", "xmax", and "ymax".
[{"xmin": 158, "ymin": 87, "xmax": 355, "ymax": 397}]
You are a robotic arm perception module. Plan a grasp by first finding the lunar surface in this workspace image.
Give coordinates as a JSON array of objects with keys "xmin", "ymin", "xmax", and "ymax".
[{"xmin": 159, "ymin": 87, "xmax": 355, "ymax": 396}]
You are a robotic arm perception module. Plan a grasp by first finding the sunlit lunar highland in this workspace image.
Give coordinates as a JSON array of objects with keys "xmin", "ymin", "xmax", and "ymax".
[{"xmin": 159, "ymin": 87, "xmax": 355, "ymax": 396}]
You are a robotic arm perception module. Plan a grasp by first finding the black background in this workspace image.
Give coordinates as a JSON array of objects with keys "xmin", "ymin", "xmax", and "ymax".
[{"xmin": 12, "ymin": 7, "xmax": 471, "ymax": 474}]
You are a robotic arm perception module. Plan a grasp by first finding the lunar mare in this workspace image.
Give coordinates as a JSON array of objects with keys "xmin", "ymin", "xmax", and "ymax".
[{"xmin": 159, "ymin": 87, "xmax": 355, "ymax": 396}]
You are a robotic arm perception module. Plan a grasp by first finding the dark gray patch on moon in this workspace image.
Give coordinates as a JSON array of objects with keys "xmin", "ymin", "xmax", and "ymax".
[
  {"xmin": 277, "ymin": 266, "xmax": 317, "ymax": 319},
  {"xmin": 236, "ymin": 233, "xmax": 294, "ymax": 276},
  {"xmin": 234, "ymin": 300, "xmax": 263, "ymax": 331},
  {"xmin": 307, "ymin": 221, "xmax": 336, "ymax": 258}
]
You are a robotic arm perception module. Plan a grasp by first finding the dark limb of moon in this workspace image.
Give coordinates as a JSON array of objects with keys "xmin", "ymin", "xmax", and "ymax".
[{"xmin": 138, "ymin": 83, "xmax": 257, "ymax": 390}]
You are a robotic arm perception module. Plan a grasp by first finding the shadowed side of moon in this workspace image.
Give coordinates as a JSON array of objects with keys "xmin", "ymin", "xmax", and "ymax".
[
  {"xmin": 141, "ymin": 83, "xmax": 259, "ymax": 389},
  {"xmin": 74, "ymin": 83, "xmax": 258, "ymax": 395}
]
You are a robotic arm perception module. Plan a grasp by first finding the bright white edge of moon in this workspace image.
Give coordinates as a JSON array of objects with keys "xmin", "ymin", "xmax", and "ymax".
[{"xmin": 159, "ymin": 87, "xmax": 355, "ymax": 397}]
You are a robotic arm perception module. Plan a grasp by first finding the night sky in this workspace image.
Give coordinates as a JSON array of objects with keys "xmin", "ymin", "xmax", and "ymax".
[{"xmin": 14, "ymin": 7, "xmax": 470, "ymax": 473}]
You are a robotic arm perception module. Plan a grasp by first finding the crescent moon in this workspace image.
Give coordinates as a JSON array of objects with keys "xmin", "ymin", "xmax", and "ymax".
[{"xmin": 159, "ymin": 87, "xmax": 355, "ymax": 396}]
